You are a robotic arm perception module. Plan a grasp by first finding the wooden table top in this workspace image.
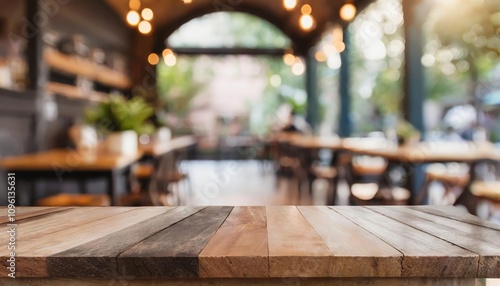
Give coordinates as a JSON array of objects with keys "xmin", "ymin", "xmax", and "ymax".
[
  {"xmin": 0, "ymin": 136, "xmax": 197, "ymax": 171},
  {"xmin": 1, "ymin": 206, "xmax": 498, "ymax": 279},
  {"xmin": 0, "ymin": 149, "xmax": 142, "ymax": 171},
  {"xmin": 288, "ymin": 135, "xmax": 500, "ymax": 163},
  {"xmin": 140, "ymin": 135, "xmax": 197, "ymax": 157}
]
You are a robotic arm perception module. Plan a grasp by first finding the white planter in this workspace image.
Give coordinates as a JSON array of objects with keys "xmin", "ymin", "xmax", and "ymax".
[
  {"xmin": 153, "ymin": 127, "xmax": 172, "ymax": 143},
  {"xmin": 106, "ymin": 131, "xmax": 138, "ymax": 155}
]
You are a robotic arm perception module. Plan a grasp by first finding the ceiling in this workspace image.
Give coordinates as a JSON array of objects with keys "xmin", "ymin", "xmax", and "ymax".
[{"xmin": 106, "ymin": 0, "xmax": 374, "ymax": 55}]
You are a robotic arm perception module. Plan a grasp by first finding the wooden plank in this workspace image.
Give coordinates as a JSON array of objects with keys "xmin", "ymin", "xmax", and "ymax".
[
  {"xmin": 118, "ymin": 206, "xmax": 233, "ymax": 279},
  {"xmin": 47, "ymin": 207, "xmax": 205, "ymax": 278},
  {"xmin": 199, "ymin": 206, "xmax": 268, "ymax": 278},
  {"xmin": 0, "ymin": 277, "xmax": 477, "ymax": 286},
  {"xmin": 0, "ymin": 207, "xmax": 73, "ymax": 224},
  {"xmin": 369, "ymin": 206, "xmax": 500, "ymax": 277},
  {"xmin": 0, "ymin": 207, "xmax": 131, "ymax": 245},
  {"xmin": 410, "ymin": 206, "xmax": 500, "ymax": 231},
  {"xmin": 0, "ymin": 208, "xmax": 167, "ymax": 278},
  {"xmin": 331, "ymin": 207, "xmax": 479, "ymax": 277},
  {"xmin": 266, "ymin": 206, "xmax": 333, "ymax": 277},
  {"xmin": 298, "ymin": 206, "xmax": 402, "ymax": 277}
]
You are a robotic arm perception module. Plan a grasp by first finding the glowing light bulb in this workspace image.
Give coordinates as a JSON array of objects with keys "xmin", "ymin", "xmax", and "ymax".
[
  {"xmin": 141, "ymin": 8, "xmax": 154, "ymax": 21},
  {"xmin": 162, "ymin": 48, "xmax": 174, "ymax": 58},
  {"xmin": 314, "ymin": 50, "xmax": 327, "ymax": 62},
  {"xmin": 164, "ymin": 53, "xmax": 177, "ymax": 67},
  {"xmin": 126, "ymin": 10, "xmax": 140, "ymax": 26},
  {"xmin": 301, "ymin": 4, "xmax": 312, "ymax": 15},
  {"xmin": 129, "ymin": 0, "xmax": 141, "ymax": 11},
  {"xmin": 183, "ymin": 0, "xmax": 192, "ymax": 3},
  {"xmin": 283, "ymin": 52, "xmax": 295, "ymax": 65},
  {"xmin": 283, "ymin": 0, "xmax": 297, "ymax": 10},
  {"xmin": 300, "ymin": 14, "xmax": 315, "ymax": 31},
  {"xmin": 138, "ymin": 20, "xmax": 152, "ymax": 34},
  {"xmin": 292, "ymin": 57, "xmax": 305, "ymax": 75},
  {"xmin": 148, "ymin": 53, "xmax": 159, "ymax": 65},
  {"xmin": 340, "ymin": 3, "xmax": 357, "ymax": 21}
]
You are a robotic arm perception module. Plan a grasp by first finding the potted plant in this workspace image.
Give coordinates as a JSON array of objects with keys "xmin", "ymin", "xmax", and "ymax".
[
  {"xmin": 396, "ymin": 119, "xmax": 420, "ymax": 146},
  {"xmin": 85, "ymin": 95, "xmax": 155, "ymax": 155}
]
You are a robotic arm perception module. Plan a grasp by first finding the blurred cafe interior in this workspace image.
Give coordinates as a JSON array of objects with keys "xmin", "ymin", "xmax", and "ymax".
[{"xmin": 1, "ymin": 0, "xmax": 500, "ymax": 223}]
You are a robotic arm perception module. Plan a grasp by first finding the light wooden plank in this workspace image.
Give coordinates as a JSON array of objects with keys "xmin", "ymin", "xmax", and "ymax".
[
  {"xmin": 0, "ymin": 208, "xmax": 131, "ymax": 246},
  {"xmin": 298, "ymin": 206, "xmax": 402, "ymax": 277},
  {"xmin": 0, "ymin": 208, "xmax": 167, "ymax": 278},
  {"xmin": 369, "ymin": 206, "xmax": 500, "ymax": 277},
  {"xmin": 410, "ymin": 206, "xmax": 500, "ymax": 231},
  {"xmin": 266, "ymin": 206, "xmax": 333, "ymax": 277},
  {"xmin": 331, "ymin": 207, "xmax": 479, "ymax": 277},
  {"xmin": 118, "ymin": 206, "xmax": 233, "ymax": 278},
  {"xmin": 47, "ymin": 207, "xmax": 204, "ymax": 278},
  {"xmin": 199, "ymin": 206, "xmax": 268, "ymax": 278},
  {"xmin": 0, "ymin": 207, "xmax": 73, "ymax": 224}
]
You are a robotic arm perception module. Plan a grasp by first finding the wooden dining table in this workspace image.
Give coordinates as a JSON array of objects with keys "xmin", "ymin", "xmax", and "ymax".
[
  {"xmin": 0, "ymin": 206, "xmax": 498, "ymax": 285},
  {"xmin": 288, "ymin": 135, "xmax": 500, "ymax": 206},
  {"xmin": 0, "ymin": 136, "xmax": 197, "ymax": 206}
]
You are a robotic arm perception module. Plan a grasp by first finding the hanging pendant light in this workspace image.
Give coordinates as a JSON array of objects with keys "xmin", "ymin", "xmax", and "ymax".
[
  {"xmin": 340, "ymin": 0, "xmax": 357, "ymax": 21},
  {"xmin": 283, "ymin": 0, "xmax": 297, "ymax": 11}
]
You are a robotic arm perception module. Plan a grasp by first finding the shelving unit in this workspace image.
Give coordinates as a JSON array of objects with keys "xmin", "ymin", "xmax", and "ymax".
[
  {"xmin": 44, "ymin": 49, "xmax": 132, "ymax": 90},
  {"xmin": 46, "ymin": 82, "xmax": 107, "ymax": 103}
]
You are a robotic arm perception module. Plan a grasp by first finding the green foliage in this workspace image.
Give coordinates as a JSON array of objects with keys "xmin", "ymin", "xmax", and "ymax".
[
  {"xmin": 396, "ymin": 119, "xmax": 419, "ymax": 140},
  {"xmin": 85, "ymin": 96, "xmax": 155, "ymax": 135},
  {"xmin": 157, "ymin": 58, "xmax": 207, "ymax": 117}
]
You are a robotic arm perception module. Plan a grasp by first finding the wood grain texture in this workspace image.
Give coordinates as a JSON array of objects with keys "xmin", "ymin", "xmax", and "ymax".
[
  {"xmin": 369, "ymin": 206, "xmax": 500, "ymax": 278},
  {"xmin": 47, "ymin": 207, "xmax": 204, "ymax": 278},
  {"xmin": 298, "ymin": 206, "xmax": 402, "ymax": 277},
  {"xmin": 0, "ymin": 208, "xmax": 166, "ymax": 278},
  {"xmin": 410, "ymin": 206, "xmax": 500, "ymax": 231},
  {"xmin": 141, "ymin": 135, "xmax": 196, "ymax": 157},
  {"xmin": 0, "ymin": 277, "xmax": 477, "ymax": 286},
  {"xmin": 199, "ymin": 206, "xmax": 268, "ymax": 278},
  {"xmin": 331, "ymin": 207, "xmax": 479, "ymax": 277},
  {"xmin": 0, "ymin": 207, "xmax": 73, "ymax": 224},
  {"xmin": 118, "ymin": 206, "xmax": 233, "ymax": 279},
  {"xmin": 266, "ymin": 206, "xmax": 333, "ymax": 277},
  {"xmin": 0, "ymin": 149, "xmax": 141, "ymax": 171}
]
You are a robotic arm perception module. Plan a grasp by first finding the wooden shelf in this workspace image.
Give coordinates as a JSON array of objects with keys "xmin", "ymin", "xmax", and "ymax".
[
  {"xmin": 44, "ymin": 49, "xmax": 132, "ymax": 90},
  {"xmin": 46, "ymin": 82, "xmax": 108, "ymax": 102}
]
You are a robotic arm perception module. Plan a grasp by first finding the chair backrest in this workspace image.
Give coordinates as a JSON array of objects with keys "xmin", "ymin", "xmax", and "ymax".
[{"xmin": 148, "ymin": 151, "xmax": 177, "ymax": 206}]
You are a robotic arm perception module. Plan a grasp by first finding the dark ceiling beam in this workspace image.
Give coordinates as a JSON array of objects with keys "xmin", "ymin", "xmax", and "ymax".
[{"xmin": 171, "ymin": 47, "xmax": 286, "ymax": 56}]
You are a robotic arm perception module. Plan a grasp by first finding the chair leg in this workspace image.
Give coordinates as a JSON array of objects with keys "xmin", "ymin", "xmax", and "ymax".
[{"xmin": 416, "ymin": 178, "xmax": 432, "ymax": 205}]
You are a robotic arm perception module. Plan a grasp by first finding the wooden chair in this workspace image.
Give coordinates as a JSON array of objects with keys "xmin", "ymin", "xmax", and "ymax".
[
  {"xmin": 148, "ymin": 151, "xmax": 190, "ymax": 206},
  {"xmin": 274, "ymin": 140, "xmax": 307, "ymax": 200},
  {"xmin": 416, "ymin": 163, "xmax": 470, "ymax": 205},
  {"xmin": 470, "ymin": 181, "xmax": 500, "ymax": 219},
  {"xmin": 36, "ymin": 193, "xmax": 110, "ymax": 206}
]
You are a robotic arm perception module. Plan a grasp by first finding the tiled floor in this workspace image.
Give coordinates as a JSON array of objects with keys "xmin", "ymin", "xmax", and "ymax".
[{"xmin": 182, "ymin": 160, "xmax": 345, "ymax": 206}]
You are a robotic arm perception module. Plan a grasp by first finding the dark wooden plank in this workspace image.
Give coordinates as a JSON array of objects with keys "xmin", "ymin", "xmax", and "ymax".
[
  {"xmin": 266, "ymin": 206, "xmax": 333, "ymax": 277},
  {"xmin": 410, "ymin": 206, "xmax": 500, "ymax": 231},
  {"xmin": 298, "ymin": 206, "xmax": 402, "ymax": 277},
  {"xmin": 47, "ymin": 207, "xmax": 205, "ymax": 278},
  {"xmin": 331, "ymin": 207, "xmax": 479, "ymax": 277},
  {"xmin": 118, "ymin": 206, "xmax": 233, "ymax": 278},
  {"xmin": 0, "ymin": 207, "xmax": 73, "ymax": 224},
  {"xmin": 369, "ymin": 206, "xmax": 500, "ymax": 278},
  {"xmin": 0, "ymin": 208, "xmax": 165, "ymax": 278},
  {"xmin": 199, "ymin": 206, "xmax": 268, "ymax": 278}
]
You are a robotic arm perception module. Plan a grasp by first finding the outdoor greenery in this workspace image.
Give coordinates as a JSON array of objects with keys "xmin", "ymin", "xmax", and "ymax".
[{"xmin": 85, "ymin": 96, "xmax": 155, "ymax": 135}]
